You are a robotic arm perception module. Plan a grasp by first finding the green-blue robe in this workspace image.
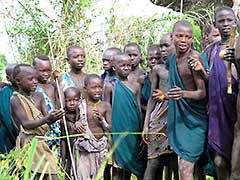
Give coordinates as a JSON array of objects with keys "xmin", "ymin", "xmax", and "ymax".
[
  {"xmin": 111, "ymin": 78, "xmax": 145, "ymax": 177},
  {"xmin": 166, "ymin": 55, "xmax": 208, "ymax": 162}
]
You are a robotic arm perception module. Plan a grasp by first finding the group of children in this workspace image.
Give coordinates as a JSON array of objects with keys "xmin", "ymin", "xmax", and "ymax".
[{"xmin": 1, "ymin": 4, "xmax": 240, "ymax": 180}]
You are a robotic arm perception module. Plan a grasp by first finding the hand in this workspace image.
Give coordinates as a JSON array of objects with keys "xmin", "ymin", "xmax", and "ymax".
[
  {"xmin": 92, "ymin": 109, "xmax": 104, "ymax": 122},
  {"xmin": 224, "ymin": 46, "xmax": 235, "ymax": 63},
  {"xmin": 142, "ymin": 126, "xmax": 150, "ymax": 144},
  {"xmin": 168, "ymin": 86, "xmax": 183, "ymax": 100},
  {"xmin": 52, "ymin": 70, "xmax": 61, "ymax": 80},
  {"xmin": 152, "ymin": 89, "xmax": 166, "ymax": 101},
  {"xmin": 188, "ymin": 56, "xmax": 204, "ymax": 72},
  {"xmin": 47, "ymin": 109, "xmax": 64, "ymax": 123},
  {"xmin": 74, "ymin": 121, "xmax": 86, "ymax": 133}
]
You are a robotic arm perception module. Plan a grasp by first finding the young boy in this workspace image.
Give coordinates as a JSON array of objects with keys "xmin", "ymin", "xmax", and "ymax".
[
  {"xmin": 204, "ymin": 6, "xmax": 238, "ymax": 180},
  {"xmin": 101, "ymin": 47, "xmax": 121, "ymax": 85},
  {"xmin": 60, "ymin": 87, "xmax": 81, "ymax": 179},
  {"xmin": 124, "ymin": 42, "xmax": 147, "ymax": 124},
  {"xmin": 104, "ymin": 53, "xmax": 145, "ymax": 179},
  {"xmin": 140, "ymin": 44, "xmax": 161, "ymax": 110},
  {"xmin": 72, "ymin": 74, "xmax": 112, "ymax": 180},
  {"xmin": 0, "ymin": 64, "xmax": 19, "ymax": 154},
  {"xmin": 143, "ymin": 34, "xmax": 178, "ymax": 180},
  {"xmin": 33, "ymin": 55, "xmax": 61, "ymax": 152},
  {"xmin": 10, "ymin": 64, "xmax": 64, "ymax": 180},
  {"xmin": 60, "ymin": 45, "xmax": 87, "ymax": 93},
  {"xmin": 167, "ymin": 20, "xmax": 208, "ymax": 180}
]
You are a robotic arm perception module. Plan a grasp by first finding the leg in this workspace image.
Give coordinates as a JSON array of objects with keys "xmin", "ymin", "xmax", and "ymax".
[
  {"xmin": 104, "ymin": 164, "xmax": 112, "ymax": 180},
  {"xmin": 179, "ymin": 159, "xmax": 194, "ymax": 180},
  {"xmin": 194, "ymin": 161, "xmax": 206, "ymax": 180},
  {"xmin": 164, "ymin": 166, "xmax": 172, "ymax": 180},
  {"xmin": 230, "ymin": 118, "xmax": 240, "ymax": 180},
  {"xmin": 169, "ymin": 153, "xmax": 179, "ymax": 180},
  {"xmin": 214, "ymin": 153, "xmax": 230, "ymax": 180},
  {"xmin": 143, "ymin": 158, "xmax": 163, "ymax": 180},
  {"xmin": 112, "ymin": 167, "xmax": 131, "ymax": 180}
]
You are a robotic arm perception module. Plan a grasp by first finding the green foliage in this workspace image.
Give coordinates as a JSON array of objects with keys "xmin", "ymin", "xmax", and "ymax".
[
  {"xmin": 3, "ymin": 0, "xmax": 204, "ymax": 74},
  {"xmin": 0, "ymin": 54, "xmax": 7, "ymax": 82}
]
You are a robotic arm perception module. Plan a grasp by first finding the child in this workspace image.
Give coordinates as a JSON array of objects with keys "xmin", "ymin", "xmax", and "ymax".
[
  {"xmin": 72, "ymin": 74, "xmax": 112, "ymax": 180},
  {"xmin": 204, "ymin": 6, "xmax": 238, "ymax": 180},
  {"xmin": 60, "ymin": 45, "xmax": 87, "ymax": 93},
  {"xmin": 143, "ymin": 34, "xmax": 178, "ymax": 180},
  {"xmin": 101, "ymin": 47, "xmax": 121, "ymax": 86},
  {"xmin": 104, "ymin": 53, "xmax": 145, "ymax": 179},
  {"xmin": 10, "ymin": 64, "xmax": 64, "ymax": 180},
  {"xmin": 60, "ymin": 87, "xmax": 81, "ymax": 179},
  {"xmin": 33, "ymin": 55, "xmax": 61, "ymax": 152},
  {"xmin": 0, "ymin": 64, "xmax": 19, "ymax": 154},
  {"xmin": 167, "ymin": 20, "xmax": 208, "ymax": 180}
]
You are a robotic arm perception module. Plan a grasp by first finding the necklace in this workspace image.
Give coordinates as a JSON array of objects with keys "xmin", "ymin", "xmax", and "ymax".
[
  {"xmin": 86, "ymin": 99, "xmax": 101, "ymax": 120},
  {"xmin": 86, "ymin": 99, "xmax": 101, "ymax": 109}
]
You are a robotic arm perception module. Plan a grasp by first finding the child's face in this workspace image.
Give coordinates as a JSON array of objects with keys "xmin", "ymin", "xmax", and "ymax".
[
  {"xmin": 68, "ymin": 48, "xmax": 86, "ymax": 70},
  {"xmin": 172, "ymin": 26, "xmax": 193, "ymax": 54},
  {"xmin": 18, "ymin": 68, "xmax": 38, "ymax": 93},
  {"xmin": 160, "ymin": 36, "xmax": 175, "ymax": 61},
  {"xmin": 147, "ymin": 49, "xmax": 160, "ymax": 68},
  {"xmin": 65, "ymin": 91, "xmax": 80, "ymax": 112},
  {"xmin": 124, "ymin": 46, "xmax": 141, "ymax": 68},
  {"xmin": 85, "ymin": 78, "xmax": 103, "ymax": 101},
  {"xmin": 115, "ymin": 58, "xmax": 132, "ymax": 78},
  {"xmin": 102, "ymin": 51, "xmax": 114, "ymax": 71},
  {"xmin": 215, "ymin": 10, "xmax": 235, "ymax": 39},
  {"xmin": 34, "ymin": 60, "xmax": 52, "ymax": 83},
  {"xmin": 208, "ymin": 28, "xmax": 221, "ymax": 44}
]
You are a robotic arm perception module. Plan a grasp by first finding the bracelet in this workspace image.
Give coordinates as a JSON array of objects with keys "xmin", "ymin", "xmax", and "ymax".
[{"xmin": 99, "ymin": 118, "xmax": 109, "ymax": 129}]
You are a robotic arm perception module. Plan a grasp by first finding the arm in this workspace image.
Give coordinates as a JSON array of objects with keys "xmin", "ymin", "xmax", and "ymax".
[
  {"xmin": 103, "ymin": 82, "xmax": 112, "ymax": 104},
  {"xmin": 234, "ymin": 36, "xmax": 240, "ymax": 79},
  {"xmin": 104, "ymin": 103, "xmax": 112, "ymax": 132},
  {"xmin": 135, "ymin": 82, "xmax": 141, "ymax": 113},
  {"xmin": 10, "ymin": 96, "xmax": 64, "ymax": 130}
]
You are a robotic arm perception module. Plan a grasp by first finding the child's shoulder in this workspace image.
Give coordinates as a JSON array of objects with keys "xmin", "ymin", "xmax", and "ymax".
[{"xmin": 100, "ymin": 100, "xmax": 111, "ymax": 109}]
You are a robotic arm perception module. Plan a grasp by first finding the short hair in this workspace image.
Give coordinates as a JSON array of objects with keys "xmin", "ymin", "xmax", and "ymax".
[
  {"xmin": 173, "ymin": 20, "xmax": 193, "ymax": 32},
  {"xmin": 12, "ymin": 64, "xmax": 32, "ymax": 79},
  {"xmin": 147, "ymin": 44, "xmax": 161, "ymax": 52},
  {"xmin": 5, "ymin": 63, "xmax": 17, "ymax": 75},
  {"xmin": 32, "ymin": 55, "xmax": 50, "ymax": 66},
  {"xmin": 124, "ymin": 42, "xmax": 141, "ymax": 53},
  {"xmin": 105, "ymin": 47, "xmax": 121, "ymax": 54},
  {"xmin": 66, "ymin": 45, "xmax": 83, "ymax": 58},
  {"xmin": 214, "ymin": 6, "xmax": 235, "ymax": 22},
  {"xmin": 64, "ymin": 87, "xmax": 80, "ymax": 97},
  {"xmin": 84, "ymin": 74, "xmax": 102, "ymax": 87},
  {"xmin": 113, "ymin": 52, "xmax": 130, "ymax": 62}
]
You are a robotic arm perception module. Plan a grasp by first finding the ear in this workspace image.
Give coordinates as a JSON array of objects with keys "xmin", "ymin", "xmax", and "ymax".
[
  {"xmin": 170, "ymin": 33, "xmax": 173, "ymax": 40},
  {"xmin": 83, "ymin": 86, "xmax": 87, "ymax": 94},
  {"xmin": 15, "ymin": 77, "xmax": 21, "ymax": 86},
  {"xmin": 66, "ymin": 57, "xmax": 69, "ymax": 61},
  {"xmin": 213, "ymin": 21, "xmax": 216, "ymax": 27},
  {"xmin": 112, "ymin": 65, "xmax": 116, "ymax": 71}
]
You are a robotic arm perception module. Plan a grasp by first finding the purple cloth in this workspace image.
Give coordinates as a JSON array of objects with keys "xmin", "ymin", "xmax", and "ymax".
[{"xmin": 207, "ymin": 41, "xmax": 238, "ymax": 161}]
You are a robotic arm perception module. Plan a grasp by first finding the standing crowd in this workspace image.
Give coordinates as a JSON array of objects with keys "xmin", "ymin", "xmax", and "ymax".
[{"xmin": 1, "ymin": 5, "xmax": 240, "ymax": 180}]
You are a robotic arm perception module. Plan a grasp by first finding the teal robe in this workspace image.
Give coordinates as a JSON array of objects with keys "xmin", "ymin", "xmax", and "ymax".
[
  {"xmin": 111, "ymin": 78, "xmax": 145, "ymax": 177},
  {"xmin": 166, "ymin": 55, "xmax": 208, "ymax": 162},
  {"xmin": 0, "ymin": 86, "xmax": 19, "ymax": 153}
]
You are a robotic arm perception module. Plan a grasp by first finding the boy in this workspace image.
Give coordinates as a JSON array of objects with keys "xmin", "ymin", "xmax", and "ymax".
[
  {"xmin": 104, "ymin": 53, "xmax": 145, "ymax": 179},
  {"xmin": 140, "ymin": 44, "xmax": 161, "ymax": 110},
  {"xmin": 204, "ymin": 6, "xmax": 238, "ymax": 180},
  {"xmin": 143, "ymin": 34, "xmax": 178, "ymax": 180},
  {"xmin": 33, "ymin": 55, "xmax": 61, "ymax": 152},
  {"xmin": 10, "ymin": 64, "xmax": 64, "ymax": 180},
  {"xmin": 60, "ymin": 87, "xmax": 81, "ymax": 179},
  {"xmin": 101, "ymin": 47, "xmax": 121, "ymax": 86},
  {"xmin": 73, "ymin": 74, "xmax": 112, "ymax": 180},
  {"xmin": 60, "ymin": 45, "xmax": 87, "ymax": 93},
  {"xmin": 167, "ymin": 20, "xmax": 208, "ymax": 180},
  {"xmin": 0, "ymin": 64, "xmax": 19, "ymax": 154}
]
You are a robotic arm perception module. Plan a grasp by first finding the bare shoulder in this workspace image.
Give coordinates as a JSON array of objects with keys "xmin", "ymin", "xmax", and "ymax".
[
  {"xmin": 138, "ymin": 68, "xmax": 146, "ymax": 76},
  {"xmin": 10, "ymin": 94, "xmax": 20, "ymax": 107},
  {"xmin": 105, "ymin": 82, "xmax": 113, "ymax": 89},
  {"xmin": 100, "ymin": 101, "xmax": 111, "ymax": 110},
  {"xmin": 32, "ymin": 91, "xmax": 44, "ymax": 100}
]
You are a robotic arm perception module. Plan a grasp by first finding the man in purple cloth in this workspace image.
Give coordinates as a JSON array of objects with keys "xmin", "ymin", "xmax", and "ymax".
[{"xmin": 205, "ymin": 6, "xmax": 238, "ymax": 180}]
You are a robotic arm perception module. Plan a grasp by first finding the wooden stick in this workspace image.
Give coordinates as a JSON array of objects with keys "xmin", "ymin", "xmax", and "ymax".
[
  {"xmin": 227, "ymin": 25, "xmax": 236, "ymax": 94},
  {"xmin": 55, "ymin": 78, "xmax": 77, "ymax": 180}
]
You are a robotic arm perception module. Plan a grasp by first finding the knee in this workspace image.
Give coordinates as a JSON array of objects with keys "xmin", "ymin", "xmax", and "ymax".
[{"xmin": 214, "ymin": 155, "xmax": 228, "ymax": 169}]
